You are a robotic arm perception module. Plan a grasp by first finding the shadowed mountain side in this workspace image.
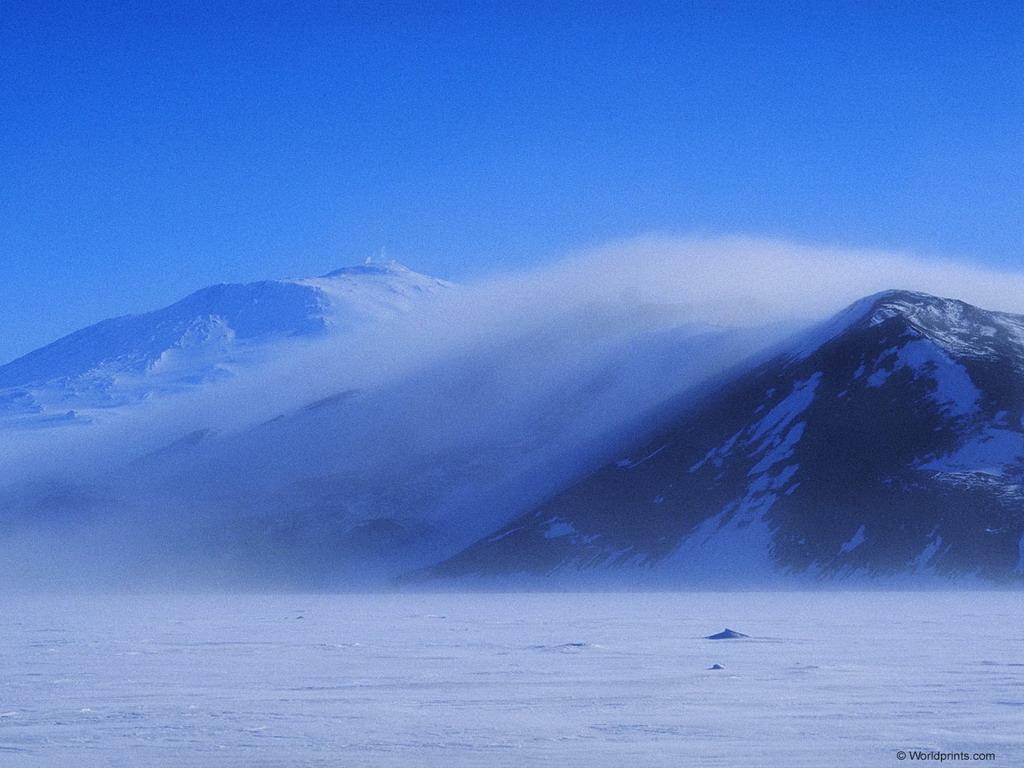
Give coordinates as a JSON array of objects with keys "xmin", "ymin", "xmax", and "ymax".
[{"xmin": 430, "ymin": 291, "xmax": 1024, "ymax": 583}]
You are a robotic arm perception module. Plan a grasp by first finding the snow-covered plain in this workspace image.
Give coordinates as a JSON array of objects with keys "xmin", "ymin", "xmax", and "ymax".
[{"xmin": 0, "ymin": 592, "xmax": 1020, "ymax": 767}]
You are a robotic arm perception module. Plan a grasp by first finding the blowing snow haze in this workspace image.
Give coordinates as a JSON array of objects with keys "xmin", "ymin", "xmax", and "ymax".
[{"xmin": 3, "ymin": 237, "xmax": 1024, "ymax": 588}]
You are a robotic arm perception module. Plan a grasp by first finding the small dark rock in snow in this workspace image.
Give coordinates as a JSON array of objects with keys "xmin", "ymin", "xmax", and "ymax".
[
  {"xmin": 706, "ymin": 628, "xmax": 749, "ymax": 640},
  {"xmin": 708, "ymin": 663, "xmax": 726, "ymax": 670}
]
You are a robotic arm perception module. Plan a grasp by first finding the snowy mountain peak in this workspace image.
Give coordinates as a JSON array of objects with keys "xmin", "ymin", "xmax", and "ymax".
[
  {"xmin": 294, "ymin": 260, "xmax": 454, "ymax": 298},
  {"xmin": 0, "ymin": 262, "xmax": 452, "ymax": 427},
  {"xmin": 844, "ymin": 290, "xmax": 1024, "ymax": 364},
  {"xmin": 321, "ymin": 260, "xmax": 415, "ymax": 278},
  {"xmin": 858, "ymin": 289, "xmax": 971, "ymax": 330},
  {"xmin": 795, "ymin": 290, "xmax": 1024, "ymax": 367}
]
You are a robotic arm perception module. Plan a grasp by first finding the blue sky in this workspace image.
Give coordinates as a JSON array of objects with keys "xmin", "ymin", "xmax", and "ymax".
[{"xmin": 1, "ymin": 1, "xmax": 1021, "ymax": 364}]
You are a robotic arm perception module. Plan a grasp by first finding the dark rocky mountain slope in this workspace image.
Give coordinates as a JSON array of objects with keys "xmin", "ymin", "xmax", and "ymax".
[{"xmin": 432, "ymin": 291, "xmax": 1024, "ymax": 582}]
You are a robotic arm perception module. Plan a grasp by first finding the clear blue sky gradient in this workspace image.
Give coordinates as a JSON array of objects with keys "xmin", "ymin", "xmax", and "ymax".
[{"xmin": 1, "ymin": 1, "xmax": 1022, "ymax": 363}]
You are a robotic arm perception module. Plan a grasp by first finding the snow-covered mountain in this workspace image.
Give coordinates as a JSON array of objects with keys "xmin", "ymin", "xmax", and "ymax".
[
  {"xmin": 5, "ymin": 278, "xmax": 1024, "ymax": 586},
  {"xmin": 0, "ymin": 262, "xmax": 451, "ymax": 428},
  {"xmin": 431, "ymin": 290, "xmax": 1024, "ymax": 583}
]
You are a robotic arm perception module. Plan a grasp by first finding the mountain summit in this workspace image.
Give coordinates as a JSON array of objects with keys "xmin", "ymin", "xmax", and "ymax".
[{"xmin": 0, "ymin": 262, "xmax": 450, "ymax": 427}]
